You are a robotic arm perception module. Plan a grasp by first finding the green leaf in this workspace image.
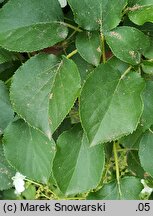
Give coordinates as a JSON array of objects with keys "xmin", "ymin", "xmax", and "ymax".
[
  {"xmin": 87, "ymin": 177, "xmax": 143, "ymax": 200},
  {"xmin": 105, "ymin": 26, "xmax": 150, "ymax": 65},
  {"xmin": 3, "ymin": 119, "xmax": 56, "ymax": 183},
  {"xmin": 143, "ymin": 39, "xmax": 153, "ymax": 59},
  {"xmin": 80, "ymin": 62, "xmax": 145, "ymax": 146},
  {"xmin": 0, "ymin": 61, "xmax": 20, "ymax": 82},
  {"xmin": 71, "ymin": 53, "xmax": 94, "ymax": 83},
  {"xmin": 49, "ymin": 56, "xmax": 81, "ymax": 133},
  {"xmin": 0, "ymin": 48, "xmax": 17, "ymax": 64},
  {"xmin": 128, "ymin": 0, "xmax": 153, "ymax": 6},
  {"xmin": 139, "ymin": 130, "xmax": 153, "ymax": 178},
  {"xmin": 22, "ymin": 185, "xmax": 36, "ymax": 200},
  {"xmin": 76, "ymin": 31, "xmax": 102, "ymax": 66},
  {"xmin": 128, "ymin": 5, "xmax": 153, "ymax": 25},
  {"xmin": 68, "ymin": 0, "xmax": 127, "ymax": 31},
  {"xmin": 0, "ymin": 142, "xmax": 15, "ymax": 191},
  {"xmin": 10, "ymin": 54, "xmax": 81, "ymax": 139},
  {"xmin": 119, "ymin": 125, "xmax": 143, "ymax": 149},
  {"xmin": 141, "ymin": 81, "xmax": 153, "ymax": 130},
  {"xmin": 10, "ymin": 54, "xmax": 58, "ymax": 138},
  {"xmin": 1, "ymin": 188, "xmax": 17, "ymax": 200},
  {"xmin": 127, "ymin": 151, "xmax": 145, "ymax": 178},
  {"xmin": 108, "ymin": 57, "xmax": 129, "ymax": 75},
  {"xmin": 0, "ymin": 0, "xmax": 68, "ymax": 52},
  {"xmin": 128, "ymin": 1, "xmax": 153, "ymax": 25},
  {"xmin": 53, "ymin": 125, "xmax": 105, "ymax": 195},
  {"xmin": 141, "ymin": 61, "xmax": 153, "ymax": 74},
  {"xmin": 0, "ymin": 81, "xmax": 14, "ymax": 134}
]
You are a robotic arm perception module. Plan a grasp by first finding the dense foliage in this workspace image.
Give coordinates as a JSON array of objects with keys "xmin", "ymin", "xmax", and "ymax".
[{"xmin": 0, "ymin": 0, "xmax": 153, "ymax": 200}]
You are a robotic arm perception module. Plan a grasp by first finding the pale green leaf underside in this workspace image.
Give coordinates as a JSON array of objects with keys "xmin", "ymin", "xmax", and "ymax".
[
  {"xmin": 87, "ymin": 177, "xmax": 143, "ymax": 200},
  {"xmin": 76, "ymin": 31, "xmax": 102, "ymax": 66},
  {"xmin": 80, "ymin": 62, "xmax": 145, "ymax": 146},
  {"xmin": 0, "ymin": 81, "xmax": 14, "ymax": 134},
  {"xmin": 68, "ymin": 0, "xmax": 127, "ymax": 31},
  {"xmin": 10, "ymin": 54, "xmax": 81, "ymax": 138},
  {"xmin": 105, "ymin": 26, "xmax": 150, "ymax": 65},
  {"xmin": 139, "ymin": 130, "xmax": 153, "ymax": 178},
  {"xmin": 0, "ymin": 0, "xmax": 68, "ymax": 51},
  {"xmin": 3, "ymin": 120, "xmax": 56, "ymax": 183},
  {"xmin": 53, "ymin": 125, "xmax": 105, "ymax": 195},
  {"xmin": 0, "ymin": 143, "xmax": 15, "ymax": 191}
]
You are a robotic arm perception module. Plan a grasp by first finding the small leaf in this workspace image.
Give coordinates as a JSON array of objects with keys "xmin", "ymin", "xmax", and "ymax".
[
  {"xmin": 87, "ymin": 177, "xmax": 143, "ymax": 200},
  {"xmin": 3, "ymin": 119, "xmax": 56, "ymax": 183},
  {"xmin": 139, "ymin": 130, "xmax": 153, "ymax": 178},
  {"xmin": 128, "ymin": 5, "xmax": 153, "ymax": 25},
  {"xmin": 127, "ymin": 150, "xmax": 145, "ymax": 178},
  {"xmin": 128, "ymin": 0, "xmax": 153, "ymax": 25},
  {"xmin": 141, "ymin": 61, "xmax": 153, "ymax": 74},
  {"xmin": 76, "ymin": 31, "xmax": 102, "ymax": 66},
  {"xmin": 53, "ymin": 125, "xmax": 105, "ymax": 195},
  {"xmin": 10, "ymin": 54, "xmax": 81, "ymax": 138},
  {"xmin": 0, "ymin": 81, "xmax": 14, "ymax": 134},
  {"xmin": 0, "ymin": 0, "xmax": 68, "ymax": 51},
  {"xmin": 0, "ymin": 142, "xmax": 15, "ymax": 191},
  {"xmin": 80, "ymin": 62, "xmax": 145, "ymax": 146},
  {"xmin": 141, "ymin": 81, "xmax": 153, "ymax": 130},
  {"xmin": 68, "ymin": 0, "xmax": 127, "ymax": 31},
  {"xmin": 105, "ymin": 26, "xmax": 150, "ymax": 65}
]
